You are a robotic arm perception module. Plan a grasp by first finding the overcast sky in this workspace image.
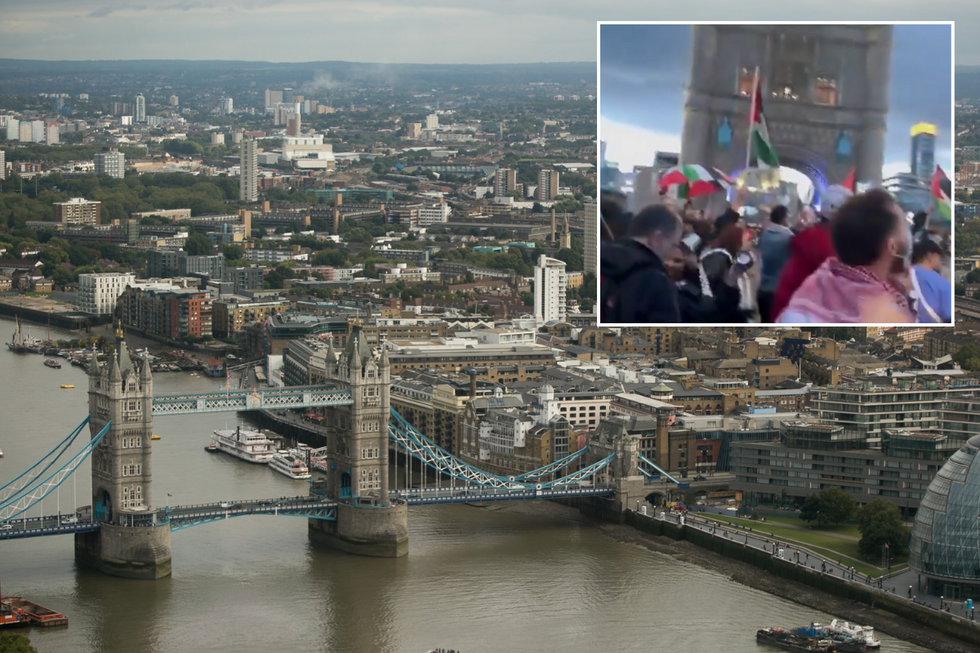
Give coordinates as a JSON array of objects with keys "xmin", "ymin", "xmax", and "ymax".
[
  {"xmin": 0, "ymin": 2, "xmax": 972, "ymax": 65},
  {"xmin": 599, "ymin": 23, "xmax": 953, "ymax": 180}
]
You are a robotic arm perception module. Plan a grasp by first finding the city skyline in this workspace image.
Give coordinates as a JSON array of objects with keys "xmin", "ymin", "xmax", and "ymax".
[
  {"xmin": 599, "ymin": 23, "xmax": 953, "ymax": 180},
  {"xmin": 0, "ymin": 3, "xmax": 977, "ymax": 64}
]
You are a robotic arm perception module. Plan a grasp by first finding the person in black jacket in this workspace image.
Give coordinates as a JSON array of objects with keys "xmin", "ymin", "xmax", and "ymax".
[
  {"xmin": 600, "ymin": 204, "xmax": 683, "ymax": 323},
  {"xmin": 666, "ymin": 243, "xmax": 747, "ymax": 323}
]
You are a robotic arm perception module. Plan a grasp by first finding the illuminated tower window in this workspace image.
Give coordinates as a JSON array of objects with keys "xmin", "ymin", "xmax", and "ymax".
[
  {"xmin": 814, "ymin": 77, "xmax": 838, "ymax": 105},
  {"xmin": 737, "ymin": 67, "xmax": 755, "ymax": 96}
]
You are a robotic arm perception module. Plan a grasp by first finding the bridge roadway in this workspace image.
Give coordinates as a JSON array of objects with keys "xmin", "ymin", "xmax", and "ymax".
[
  {"xmin": 0, "ymin": 486, "xmax": 615, "ymax": 539},
  {"xmin": 151, "ymin": 385, "xmax": 353, "ymax": 416}
]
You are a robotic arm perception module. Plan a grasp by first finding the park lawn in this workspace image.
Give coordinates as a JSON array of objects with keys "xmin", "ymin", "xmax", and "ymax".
[
  {"xmin": 753, "ymin": 514, "xmax": 863, "ymax": 539},
  {"xmin": 700, "ymin": 514, "xmax": 901, "ymax": 575}
]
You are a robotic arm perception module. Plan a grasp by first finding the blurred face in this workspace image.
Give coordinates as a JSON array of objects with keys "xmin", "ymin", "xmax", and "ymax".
[
  {"xmin": 885, "ymin": 202, "xmax": 912, "ymax": 272},
  {"xmin": 644, "ymin": 222, "xmax": 683, "ymax": 262},
  {"xmin": 664, "ymin": 247, "xmax": 687, "ymax": 281}
]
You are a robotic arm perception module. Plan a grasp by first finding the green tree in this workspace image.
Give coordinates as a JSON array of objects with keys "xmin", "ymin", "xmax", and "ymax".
[
  {"xmin": 953, "ymin": 343, "xmax": 980, "ymax": 372},
  {"xmin": 221, "ymin": 243, "xmax": 244, "ymax": 261},
  {"xmin": 856, "ymin": 498, "xmax": 910, "ymax": 558},
  {"xmin": 184, "ymin": 232, "xmax": 215, "ymax": 256},
  {"xmin": 555, "ymin": 247, "xmax": 583, "ymax": 272},
  {"xmin": 0, "ymin": 632, "xmax": 39, "ymax": 653},
  {"xmin": 799, "ymin": 487, "xmax": 856, "ymax": 527}
]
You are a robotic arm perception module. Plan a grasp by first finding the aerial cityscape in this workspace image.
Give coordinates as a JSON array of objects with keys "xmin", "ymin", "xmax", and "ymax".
[{"xmin": 0, "ymin": 12, "xmax": 980, "ymax": 653}]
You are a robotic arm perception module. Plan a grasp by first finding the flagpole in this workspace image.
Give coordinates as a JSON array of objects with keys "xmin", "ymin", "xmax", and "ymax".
[{"xmin": 746, "ymin": 66, "xmax": 759, "ymax": 172}]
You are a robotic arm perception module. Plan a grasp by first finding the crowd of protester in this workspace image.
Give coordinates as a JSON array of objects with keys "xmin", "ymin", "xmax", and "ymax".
[{"xmin": 599, "ymin": 186, "xmax": 952, "ymax": 325}]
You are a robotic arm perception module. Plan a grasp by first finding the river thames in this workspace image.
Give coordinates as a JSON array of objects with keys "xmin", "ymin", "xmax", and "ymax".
[{"xmin": 0, "ymin": 324, "xmax": 931, "ymax": 653}]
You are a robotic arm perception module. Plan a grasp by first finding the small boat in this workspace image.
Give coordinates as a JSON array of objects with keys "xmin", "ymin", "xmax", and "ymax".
[
  {"xmin": 205, "ymin": 444, "xmax": 219, "ymax": 453},
  {"xmin": 756, "ymin": 628, "xmax": 832, "ymax": 652},
  {"xmin": 60, "ymin": 385, "xmax": 74, "ymax": 389},
  {"xmin": 269, "ymin": 451, "xmax": 311, "ymax": 479},
  {"xmin": 150, "ymin": 435, "xmax": 161, "ymax": 441},
  {"xmin": 1, "ymin": 597, "xmax": 68, "ymax": 628},
  {"xmin": 828, "ymin": 619, "xmax": 880, "ymax": 650},
  {"xmin": 43, "ymin": 359, "xmax": 62, "ymax": 369},
  {"xmin": 211, "ymin": 427, "xmax": 277, "ymax": 463},
  {"xmin": 0, "ymin": 448, "xmax": 4, "ymax": 458}
]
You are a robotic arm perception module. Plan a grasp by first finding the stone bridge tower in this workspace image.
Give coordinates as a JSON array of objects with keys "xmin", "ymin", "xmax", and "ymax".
[
  {"xmin": 308, "ymin": 321, "xmax": 408, "ymax": 557},
  {"xmin": 75, "ymin": 328, "xmax": 171, "ymax": 579},
  {"xmin": 681, "ymin": 25, "xmax": 892, "ymax": 191}
]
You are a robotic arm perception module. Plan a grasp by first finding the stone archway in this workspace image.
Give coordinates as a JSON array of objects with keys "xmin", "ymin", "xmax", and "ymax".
[
  {"xmin": 95, "ymin": 488, "xmax": 111, "ymax": 522},
  {"xmin": 646, "ymin": 491, "xmax": 668, "ymax": 508}
]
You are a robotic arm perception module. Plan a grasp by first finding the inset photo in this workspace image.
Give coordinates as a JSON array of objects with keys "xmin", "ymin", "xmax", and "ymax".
[{"xmin": 598, "ymin": 22, "xmax": 953, "ymax": 326}]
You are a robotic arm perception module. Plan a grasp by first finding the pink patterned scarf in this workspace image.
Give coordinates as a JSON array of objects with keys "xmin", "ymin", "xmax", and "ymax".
[{"xmin": 780, "ymin": 257, "xmax": 914, "ymax": 323}]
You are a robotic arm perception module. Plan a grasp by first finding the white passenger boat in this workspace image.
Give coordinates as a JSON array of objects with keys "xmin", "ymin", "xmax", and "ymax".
[
  {"xmin": 828, "ymin": 619, "xmax": 880, "ymax": 649},
  {"xmin": 269, "ymin": 451, "xmax": 311, "ymax": 479},
  {"xmin": 211, "ymin": 427, "xmax": 276, "ymax": 463}
]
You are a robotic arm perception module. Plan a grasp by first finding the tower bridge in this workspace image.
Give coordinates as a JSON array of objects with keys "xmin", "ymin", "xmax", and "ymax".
[{"xmin": 1, "ymin": 324, "xmax": 661, "ymax": 579}]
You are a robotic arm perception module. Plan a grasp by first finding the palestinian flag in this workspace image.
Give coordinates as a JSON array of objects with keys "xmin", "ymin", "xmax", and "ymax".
[
  {"xmin": 658, "ymin": 165, "xmax": 725, "ymax": 198},
  {"xmin": 932, "ymin": 165, "xmax": 951, "ymax": 221},
  {"xmin": 750, "ymin": 70, "xmax": 779, "ymax": 169}
]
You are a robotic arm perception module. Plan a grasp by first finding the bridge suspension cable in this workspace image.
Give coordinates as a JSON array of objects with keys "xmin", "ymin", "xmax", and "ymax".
[
  {"xmin": 0, "ymin": 422, "xmax": 110, "ymax": 522},
  {"xmin": 389, "ymin": 408, "xmax": 615, "ymax": 490},
  {"xmin": 0, "ymin": 416, "xmax": 90, "ymax": 503}
]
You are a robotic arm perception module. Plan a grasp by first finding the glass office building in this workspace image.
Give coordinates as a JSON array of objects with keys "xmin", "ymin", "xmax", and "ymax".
[{"xmin": 909, "ymin": 435, "xmax": 980, "ymax": 598}]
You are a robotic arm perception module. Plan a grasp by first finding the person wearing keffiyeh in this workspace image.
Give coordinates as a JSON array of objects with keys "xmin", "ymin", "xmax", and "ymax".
[{"xmin": 778, "ymin": 189, "xmax": 915, "ymax": 324}]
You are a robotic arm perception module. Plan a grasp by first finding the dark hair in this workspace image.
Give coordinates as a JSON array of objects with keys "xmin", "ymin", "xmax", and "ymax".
[
  {"xmin": 711, "ymin": 224, "xmax": 746, "ymax": 256},
  {"xmin": 770, "ymin": 205, "xmax": 789, "ymax": 226},
  {"xmin": 601, "ymin": 202, "xmax": 631, "ymax": 240},
  {"xmin": 831, "ymin": 189, "xmax": 901, "ymax": 267},
  {"xmin": 627, "ymin": 205, "xmax": 681, "ymax": 240},
  {"xmin": 912, "ymin": 236, "xmax": 943, "ymax": 264},
  {"xmin": 912, "ymin": 212, "xmax": 928, "ymax": 228}
]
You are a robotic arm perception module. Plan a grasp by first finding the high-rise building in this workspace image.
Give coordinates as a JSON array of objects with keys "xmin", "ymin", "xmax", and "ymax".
[
  {"xmin": 533, "ymin": 255, "xmax": 568, "ymax": 324},
  {"xmin": 283, "ymin": 88, "xmax": 294, "ymax": 104},
  {"xmin": 286, "ymin": 105, "xmax": 302, "ymax": 136},
  {"xmin": 584, "ymin": 199, "xmax": 597, "ymax": 278},
  {"xmin": 53, "ymin": 197, "xmax": 102, "ymax": 225},
  {"xmin": 494, "ymin": 168, "xmax": 517, "ymax": 197},
  {"xmin": 536, "ymin": 169, "xmax": 560, "ymax": 201},
  {"xmin": 264, "ymin": 89, "xmax": 283, "ymax": 110},
  {"xmin": 5, "ymin": 119, "xmax": 19, "ymax": 141},
  {"xmin": 240, "ymin": 134, "xmax": 259, "ymax": 202},
  {"xmin": 95, "ymin": 149, "xmax": 125, "ymax": 179},
  {"xmin": 77, "ymin": 272, "xmax": 136, "ymax": 315},
  {"xmin": 0, "ymin": 150, "xmax": 5, "ymax": 181},
  {"xmin": 219, "ymin": 97, "xmax": 233, "ymax": 115},
  {"xmin": 169, "ymin": 95, "xmax": 179, "ymax": 107},
  {"xmin": 406, "ymin": 123, "xmax": 422, "ymax": 140},
  {"xmin": 911, "ymin": 122, "xmax": 936, "ymax": 180},
  {"xmin": 425, "ymin": 113, "xmax": 439, "ymax": 130},
  {"xmin": 31, "ymin": 120, "xmax": 44, "ymax": 143},
  {"xmin": 45, "ymin": 121, "xmax": 59, "ymax": 145},
  {"xmin": 135, "ymin": 93, "xmax": 146, "ymax": 123}
]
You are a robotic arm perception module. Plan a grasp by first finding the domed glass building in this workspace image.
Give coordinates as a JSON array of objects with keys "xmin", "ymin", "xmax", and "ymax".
[{"xmin": 909, "ymin": 435, "xmax": 980, "ymax": 599}]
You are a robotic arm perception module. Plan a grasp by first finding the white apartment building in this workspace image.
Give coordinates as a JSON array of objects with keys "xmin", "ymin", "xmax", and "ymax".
[
  {"xmin": 240, "ymin": 135, "xmax": 258, "ymax": 202},
  {"xmin": 94, "ymin": 150, "xmax": 125, "ymax": 179},
  {"xmin": 456, "ymin": 328, "xmax": 536, "ymax": 346},
  {"xmin": 135, "ymin": 94, "xmax": 146, "ymax": 123},
  {"xmin": 533, "ymin": 254, "xmax": 567, "ymax": 324},
  {"xmin": 379, "ymin": 264, "xmax": 441, "ymax": 284},
  {"xmin": 245, "ymin": 248, "xmax": 305, "ymax": 263},
  {"xmin": 77, "ymin": 273, "xmax": 136, "ymax": 315},
  {"xmin": 417, "ymin": 202, "xmax": 451, "ymax": 226},
  {"xmin": 5, "ymin": 119, "xmax": 19, "ymax": 141},
  {"xmin": 425, "ymin": 113, "xmax": 439, "ymax": 130}
]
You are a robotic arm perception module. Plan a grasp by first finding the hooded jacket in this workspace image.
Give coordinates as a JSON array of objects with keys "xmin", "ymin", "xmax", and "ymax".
[
  {"xmin": 771, "ymin": 224, "xmax": 835, "ymax": 321},
  {"xmin": 600, "ymin": 239, "xmax": 680, "ymax": 323}
]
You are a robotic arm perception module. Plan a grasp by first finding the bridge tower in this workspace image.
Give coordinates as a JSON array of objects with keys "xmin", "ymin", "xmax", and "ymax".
[
  {"xmin": 75, "ymin": 328, "xmax": 172, "ymax": 579},
  {"xmin": 587, "ymin": 421, "xmax": 649, "ymax": 521},
  {"xmin": 308, "ymin": 322, "xmax": 408, "ymax": 557}
]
